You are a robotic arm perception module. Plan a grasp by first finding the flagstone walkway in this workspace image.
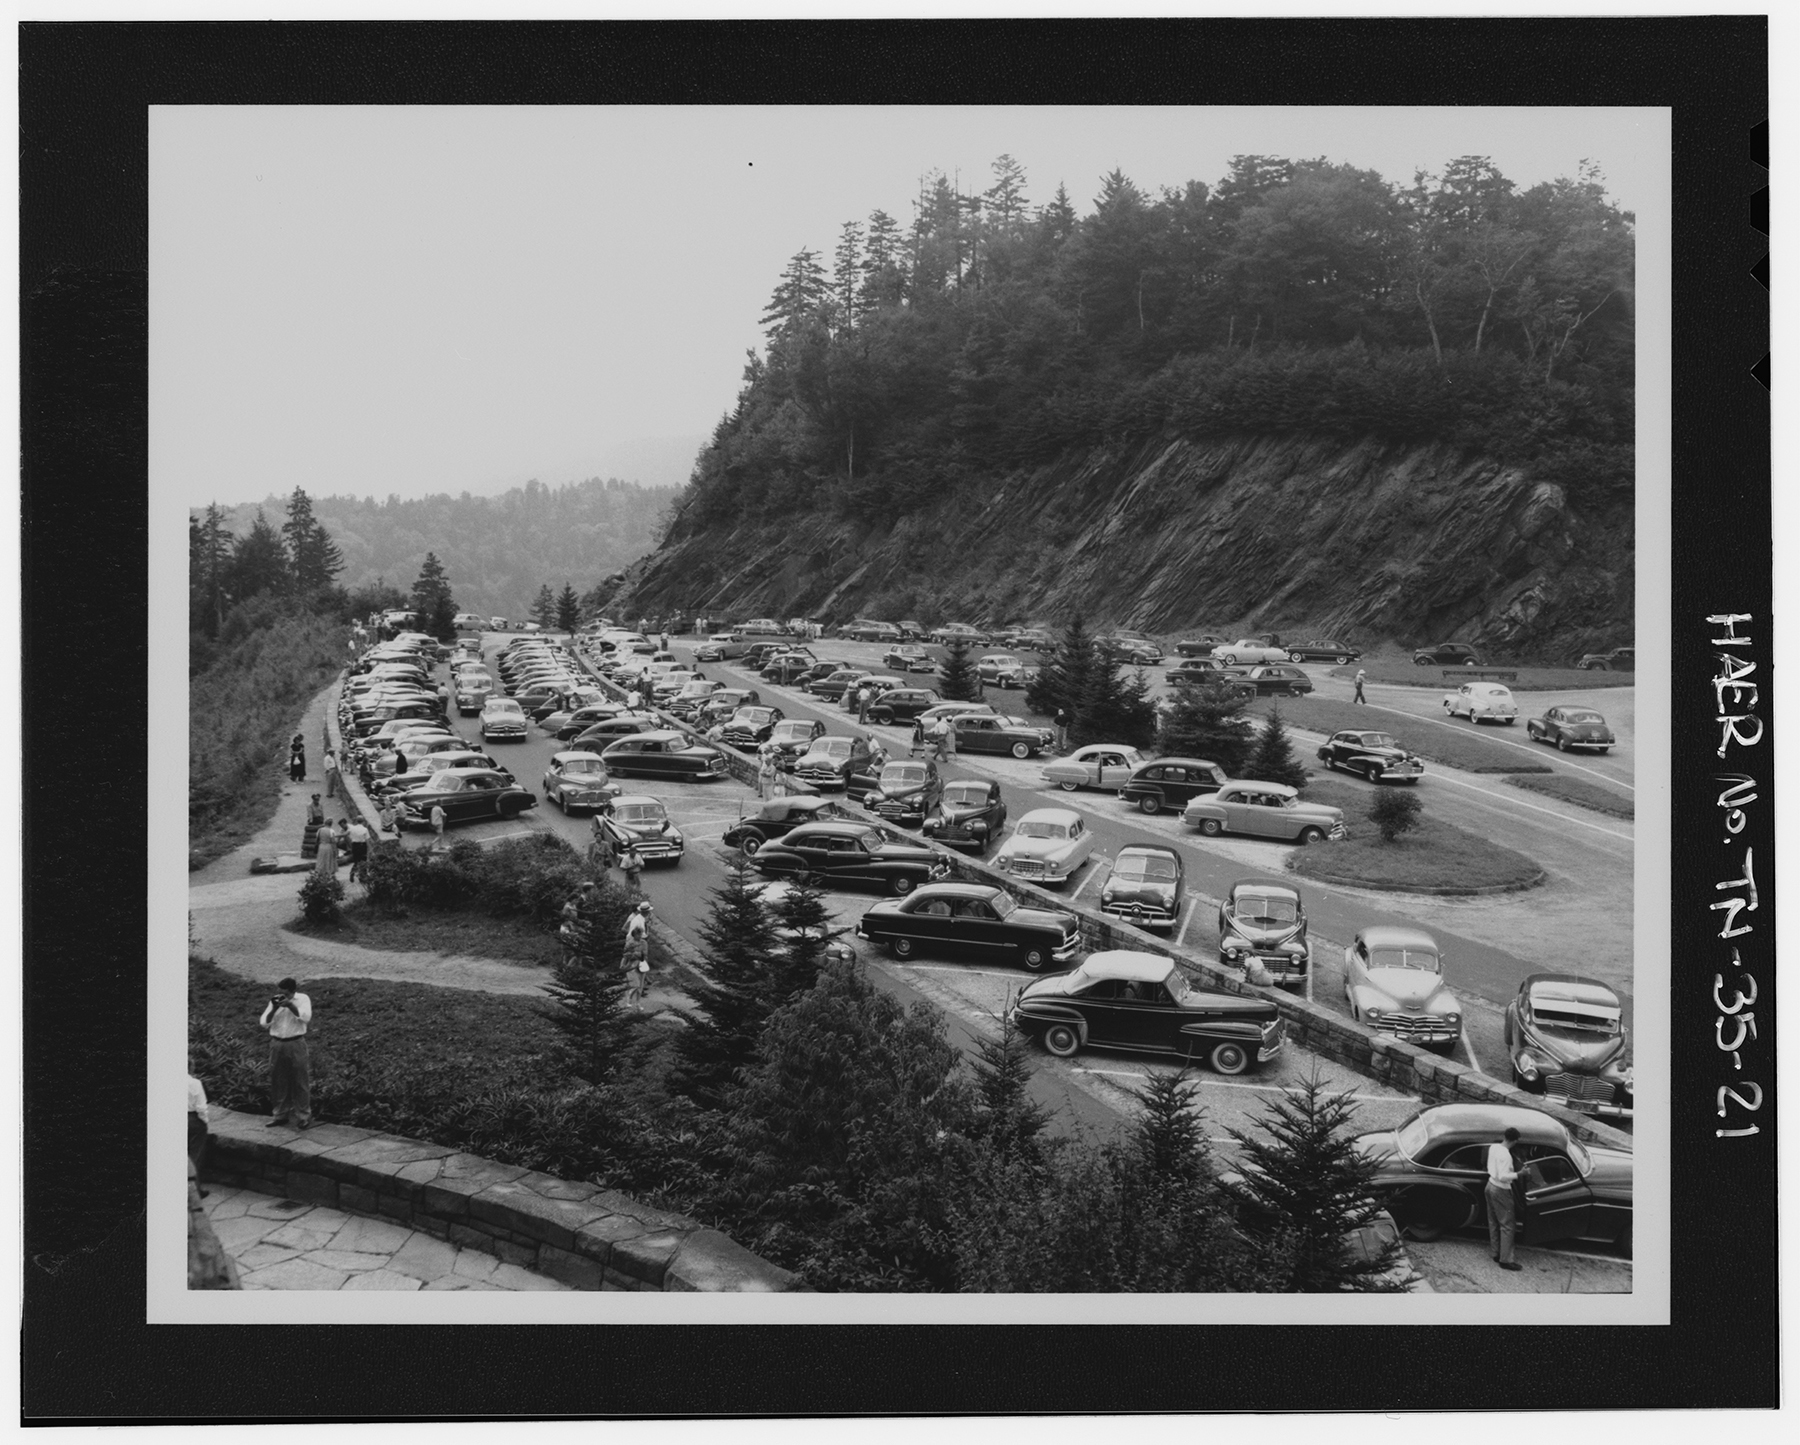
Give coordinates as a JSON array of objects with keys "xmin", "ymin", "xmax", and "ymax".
[{"xmin": 203, "ymin": 1185, "xmax": 568, "ymax": 1291}]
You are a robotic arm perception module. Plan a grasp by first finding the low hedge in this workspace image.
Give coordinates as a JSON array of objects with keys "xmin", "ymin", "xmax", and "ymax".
[
  {"xmin": 1505, "ymin": 772, "xmax": 1635, "ymax": 820},
  {"xmin": 1244, "ymin": 696, "xmax": 1552, "ymax": 774},
  {"xmin": 1325, "ymin": 662, "xmax": 1637, "ymax": 691},
  {"xmin": 362, "ymin": 831, "xmax": 592, "ymax": 923}
]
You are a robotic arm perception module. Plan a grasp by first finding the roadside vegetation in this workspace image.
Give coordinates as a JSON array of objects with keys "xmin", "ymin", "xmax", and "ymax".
[
  {"xmin": 1289, "ymin": 777, "xmax": 1543, "ymax": 893},
  {"xmin": 1244, "ymin": 695, "xmax": 1553, "ymax": 773},
  {"xmin": 1505, "ymin": 773, "xmax": 1635, "ymax": 819}
]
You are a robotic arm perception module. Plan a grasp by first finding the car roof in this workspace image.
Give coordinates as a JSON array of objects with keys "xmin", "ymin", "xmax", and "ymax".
[
  {"xmin": 905, "ymin": 882, "xmax": 1007, "ymax": 902},
  {"xmin": 1067, "ymin": 951, "xmax": 1179, "ymax": 985},
  {"xmin": 1229, "ymin": 878, "xmax": 1300, "ymax": 898},
  {"xmin": 1403, "ymin": 1104, "xmax": 1575, "ymax": 1151},
  {"xmin": 785, "ymin": 821, "xmax": 879, "ymax": 837},
  {"xmin": 1523, "ymin": 974, "xmax": 1622, "ymax": 1009},
  {"xmin": 1117, "ymin": 843, "xmax": 1179, "ymax": 859},
  {"xmin": 1220, "ymin": 780, "xmax": 1298, "ymax": 799},
  {"xmin": 550, "ymin": 751, "xmax": 607, "ymax": 765},
  {"xmin": 610, "ymin": 794, "xmax": 664, "ymax": 807},
  {"xmin": 1018, "ymin": 807, "xmax": 1082, "ymax": 826},
  {"xmin": 1137, "ymin": 755, "xmax": 1218, "ymax": 769},
  {"xmin": 1360, "ymin": 924, "xmax": 1440, "ymax": 951},
  {"xmin": 614, "ymin": 730, "xmax": 688, "ymax": 744}
]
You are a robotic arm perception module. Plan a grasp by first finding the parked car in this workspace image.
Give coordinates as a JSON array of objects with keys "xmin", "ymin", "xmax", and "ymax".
[
  {"xmin": 599, "ymin": 731, "xmax": 727, "ymax": 782},
  {"xmin": 740, "ymin": 642, "xmax": 790, "ymax": 670},
  {"xmin": 865, "ymin": 687, "xmax": 943, "ymax": 726},
  {"xmin": 1226, "ymin": 664, "xmax": 1316, "ymax": 699},
  {"xmin": 1217, "ymin": 880, "xmax": 1310, "ymax": 991},
  {"xmin": 792, "ymin": 661, "xmax": 849, "ymax": 689},
  {"xmin": 764, "ymin": 717, "xmax": 827, "ymax": 769},
  {"xmin": 695, "ymin": 689, "xmax": 760, "ymax": 727},
  {"xmin": 993, "ymin": 807, "xmax": 1095, "ymax": 886},
  {"xmin": 694, "ymin": 633, "xmax": 749, "ymax": 661},
  {"xmin": 738, "ymin": 618, "xmax": 790, "ymax": 637},
  {"xmin": 1183, "ymin": 781, "xmax": 1346, "ymax": 844},
  {"xmin": 453, "ymin": 673, "xmax": 495, "ymax": 715},
  {"xmin": 1098, "ymin": 844, "xmax": 1183, "ymax": 934},
  {"xmin": 922, "ymin": 778, "xmax": 1007, "ymax": 853},
  {"xmin": 751, "ymin": 822, "xmax": 948, "ymax": 895},
  {"xmin": 760, "ymin": 651, "xmax": 819, "ymax": 685},
  {"xmin": 1168, "ymin": 658, "xmax": 1245, "ymax": 685},
  {"xmin": 1316, "ymin": 729, "xmax": 1426, "ymax": 783},
  {"xmin": 976, "ymin": 653, "xmax": 1038, "ymax": 688},
  {"xmin": 1285, "ymin": 639, "xmax": 1362, "ymax": 664},
  {"xmin": 719, "ymin": 705, "xmax": 787, "ymax": 750},
  {"xmin": 1213, "ymin": 638, "xmax": 1290, "ymax": 666},
  {"xmin": 857, "ymin": 882, "xmax": 1080, "ymax": 972},
  {"xmin": 916, "ymin": 701, "xmax": 995, "ymax": 730},
  {"xmin": 539, "ymin": 752, "xmax": 621, "ymax": 815},
  {"xmin": 862, "ymin": 758, "xmax": 944, "ymax": 828},
  {"xmin": 569, "ymin": 714, "xmax": 662, "ymax": 752},
  {"xmin": 1118, "ymin": 757, "xmax": 1228, "ymax": 815},
  {"xmin": 1096, "ymin": 630, "xmax": 1164, "ymax": 665},
  {"xmin": 1414, "ymin": 642, "xmax": 1484, "ymax": 667},
  {"xmin": 843, "ymin": 675, "xmax": 906, "ymax": 711},
  {"xmin": 929, "ymin": 622, "xmax": 988, "ymax": 646},
  {"xmin": 1011, "ymin": 951, "xmax": 1286, "ymax": 1074},
  {"xmin": 1000, "ymin": 627, "xmax": 1056, "ymax": 652},
  {"xmin": 477, "ymin": 697, "xmax": 529, "ymax": 742},
  {"xmin": 882, "ymin": 644, "xmax": 938, "ymax": 674},
  {"xmin": 1444, "ymin": 681, "xmax": 1519, "ymax": 724},
  {"xmin": 721, "ymin": 795, "xmax": 856, "ymax": 855},
  {"xmin": 373, "ymin": 751, "xmax": 512, "ymax": 798},
  {"xmin": 842, "ymin": 619, "xmax": 903, "ymax": 642},
  {"xmin": 591, "ymin": 793, "xmax": 686, "ymax": 865},
  {"xmin": 550, "ymin": 704, "xmax": 624, "ymax": 741},
  {"xmin": 951, "ymin": 712, "xmax": 1051, "ymax": 759},
  {"xmin": 1354, "ymin": 1103, "xmax": 1632, "ymax": 1253},
  {"xmin": 1041, "ymin": 744, "xmax": 1145, "ymax": 794},
  {"xmin": 792, "ymin": 734, "xmax": 879, "ymax": 794},
  {"xmin": 397, "ymin": 770, "xmax": 537, "ymax": 829},
  {"xmin": 1526, "ymin": 706, "xmax": 1616, "ymax": 753},
  {"xmin": 806, "ymin": 668, "xmax": 873, "ymax": 703},
  {"xmin": 1504, "ymin": 974, "xmax": 1633, "ymax": 1118},
  {"xmin": 896, "ymin": 620, "xmax": 926, "ymax": 641},
  {"xmin": 1343, "ymin": 926, "xmax": 1461, "ymax": 1054},
  {"xmin": 1576, "ymin": 646, "xmax": 1635, "ymax": 671},
  {"xmin": 1174, "ymin": 634, "xmax": 1228, "ymax": 658}
]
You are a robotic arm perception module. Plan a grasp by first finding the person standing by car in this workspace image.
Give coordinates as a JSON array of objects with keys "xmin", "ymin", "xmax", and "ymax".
[
  {"xmin": 931, "ymin": 717, "xmax": 951, "ymax": 762},
  {"xmin": 589, "ymin": 815, "xmax": 616, "ymax": 871},
  {"xmin": 1486, "ymin": 1126, "xmax": 1524, "ymax": 1270},
  {"xmin": 856, "ymin": 684, "xmax": 872, "ymax": 723},
  {"xmin": 259, "ymin": 978, "xmax": 313, "ymax": 1129},
  {"xmin": 620, "ymin": 843, "xmax": 645, "ymax": 895},
  {"xmin": 377, "ymin": 797, "xmax": 398, "ymax": 836},
  {"xmin": 757, "ymin": 745, "xmax": 778, "ymax": 800},
  {"xmin": 429, "ymin": 803, "xmax": 447, "ymax": 847},
  {"xmin": 910, "ymin": 717, "xmax": 926, "ymax": 758},
  {"xmin": 1354, "ymin": 668, "xmax": 1367, "ymax": 704},
  {"xmin": 626, "ymin": 686, "xmax": 643, "ymax": 712},
  {"xmin": 323, "ymin": 748, "xmax": 340, "ymax": 799},
  {"xmin": 345, "ymin": 817, "xmax": 370, "ymax": 883}
]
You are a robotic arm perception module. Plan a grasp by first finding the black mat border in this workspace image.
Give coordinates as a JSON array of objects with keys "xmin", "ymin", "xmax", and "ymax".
[{"xmin": 20, "ymin": 15, "xmax": 1773, "ymax": 1420}]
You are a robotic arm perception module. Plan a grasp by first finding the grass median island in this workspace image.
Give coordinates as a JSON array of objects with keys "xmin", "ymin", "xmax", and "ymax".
[
  {"xmin": 1287, "ymin": 777, "xmax": 1545, "ymax": 894},
  {"xmin": 1505, "ymin": 772, "xmax": 1635, "ymax": 820},
  {"xmin": 1326, "ymin": 662, "xmax": 1637, "ymax": 691},
  {"xmin": 1245, "ymin": 696, "xmax": 1552, "ymax": 774}
]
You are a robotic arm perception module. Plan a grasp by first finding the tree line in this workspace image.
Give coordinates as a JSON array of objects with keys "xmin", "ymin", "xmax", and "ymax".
[{"xmin": 671, "ymin": 152, "xmax": 1634, "ymax": 536}]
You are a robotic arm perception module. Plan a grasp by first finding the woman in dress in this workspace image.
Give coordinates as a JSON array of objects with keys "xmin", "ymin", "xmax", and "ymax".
[{"xmin": 313, "ymin": 818, "xmax": 339, "ymax": 879}]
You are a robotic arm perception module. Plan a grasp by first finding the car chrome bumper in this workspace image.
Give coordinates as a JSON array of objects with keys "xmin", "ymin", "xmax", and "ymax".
[
  {"xmin": 1052, "ymin": 936, "xmax": 1080, "ymax": 961},
  {"xmin": 1101, "ymin": 904, "xmax": 1176, "ymax": 931},
  {"xmin": 1329, "ymin": 822, "xmax": 1349, "ymax": 839},
  {"xmin": 1257, "ymin": 1022, "xmax": 1286, "ymax": 1062}
]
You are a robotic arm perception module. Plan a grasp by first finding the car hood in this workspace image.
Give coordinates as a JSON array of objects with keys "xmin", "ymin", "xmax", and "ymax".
[
  {"xmin": 1222, "ymin": 914, "xmax": 1305, "ymax": 949},
  {"xmin": 997, "ymin": 836, "xmax": 1071, "ymax": 860},
  {"xmin": 1104, "ymin": 878, "xmax": 1178, "ymax": 906},
  {"xmin": 1362, "ymin": 968, "xmax": 1452, "ymax": 1009},
  {"xmin": 872, "ymin": 781, "xmax": 932, "ymax": 800},
  {"xmin": 933, "ymin": 803, "xmax": 993, "ymax": 826},
  {"xmin": 614, "ymin": 818, "xmax": 678, "ymax": 838},
  {"xmin": 1518, "ymin": 1019, "xmax": 1628, "ymax": 1071}
]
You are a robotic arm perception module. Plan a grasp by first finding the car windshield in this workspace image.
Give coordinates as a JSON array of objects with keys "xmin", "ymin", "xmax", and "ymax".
[
  {"xmin": 1016, "ymin": 820, "xmax": 1068, "ymax": 840},
  {"xmin": 771, "ymin": 722, "xmax": 811, "ymax": 741},
  {"xmin": 856, "ymin": 829, "xmax": 885, "ymax": 850},
  {"xmin": 559, "ymin": 758, "xmax": 606, "ymax": 775},
  {"xmin": 1368, "ymin": 947, "xmax": 1440, "ymax": 972},
  {"xmin": 1115, "ymin": 854, "xmax": 1179, "ymax": 882},
  {"xmin": 880, "ymin": 765, "xmax": 926, "ymax": 786},
  {"xmin": 816, "ymin": 740, "xmax": 851, "ymax": 758},
  {"xmin": 487, "ymin": 701, "xmax": 522, "ymax": 715},
  {"xmin": 1361, "ymin": 733, "xmax": 1397, "ymax": 747},
  {"xmin": 1233, "ymin": 893, "xmax": 1297, "ymax": 925},
  {"xmin": 1393, "ymin": 1116, "xmax": 1430, "ymax": 1161},
  {"xmin": 1562, "ymin": 710, "xmax": 1604, "ymax": 724},
  {"xmin": 735, "ymin": 709, "xmax": 775, "ymax": 724},
  {"xmin": 942, "ymin": 786, "xmax": 987, "ymax": 807},
  {"xmin": 615, "ymin": 804, "xmax": 666, "ymax": 825},
  {"xmin": 985, "ymin": 892, "xmax": 1017, "ymax": 919}
]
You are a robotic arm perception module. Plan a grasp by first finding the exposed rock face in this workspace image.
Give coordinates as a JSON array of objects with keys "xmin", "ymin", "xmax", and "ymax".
[{"xmin": 614, "ymin": 434, "xmax": 1632, "ymax": 660}]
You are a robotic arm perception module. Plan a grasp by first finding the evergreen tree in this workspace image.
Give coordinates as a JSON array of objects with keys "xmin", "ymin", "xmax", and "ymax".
[
  {"xmin": 672, "ymin": 867, "xmax": 785, "ymax": 1110},
  {"xmin": 765, "ymin": 874, "xmax": 838, "ymax": 1002},
  {"xmin": 860, "ymin": 208, "xmax": 908, "ymax": 309},
  {"xmin": 1073, "ymin": 657, "xmax": 1159, "ymax": 749},
  {"xmin": 761, "ymin": 248, "xmax": 830, "ymax": 338},
  {"xmin": 226, "ymin": 509, "xmax": 290, "ymax": 602},
  {"xmin": 410, "ymin": 553, "xmax": 458, "ymax": 641},
  {"xmin": 969, "ymin": 1004, "xmax": 1052, "ymax": 1166},
  {"xmin": 1225, "ymin": 1070, "xmax": 1405, "ymax": 1292},
  {"xmin": 983, "ymin": 154, "xmax": 1030, "ymax": 235},
  {"xmin": 1243, "ymin": 704, "xmax": 1310, "ymax": 789},
  {"xmin": 281, "ymin": 486, "xmax": 344, "ymax": 591},
  {"xmin": 189, "ymin": 502, "xmax": 232, "ymax": 637},
  {"xmin": 937, "ymin": 637, "xmax": 981, "ymax": 701},
  {"xmin": 537, "ymin": 882, "xmax": 638, "ymax": 1084},
  {"xmin": 832, "ymin": 219, "xmax": 863, "ymax": 332},
  {"xmin": 1025, "ymin": 615, "xmax": 1096, "ymax": 720},
  {"xmin": 1157, "ymin": 677, "xmax": 1257, "ymax": 774},
  {"xmin": 530, "ymin": 584, "xmax": 557, "ymax": 630},
  {"xmin": 555, "ymin": 583, "xmax": 581, "ymax": 633}
]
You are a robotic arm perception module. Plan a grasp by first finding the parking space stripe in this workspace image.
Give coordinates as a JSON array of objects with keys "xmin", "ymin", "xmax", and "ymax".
[
  {"xmin": 1070, "ymin": 855, "xmax": 1108, "ymax": 901},
  {"xmin": 1175, "ymin": 897, "xmax": 1200, "ymax": 948},
  {"xmin": 1460, "ymin": 1025, "xmax": 1484, "ymax": 1075}
]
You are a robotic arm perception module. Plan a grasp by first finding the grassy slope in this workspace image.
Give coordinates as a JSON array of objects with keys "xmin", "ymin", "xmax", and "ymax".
[
  {"xmin": 1505, "ymin": 773, "xmax": 1635, "ymax": 820},
  {"xmin": 1288, "ymin": 776, "xmax": 1543, "ymax": 893},
  {"xmin": 1245, "ymin": 696, "xmax": 1553, "ymax": 773},
  {"xmin": 285, "ymin": 904, "xmax": 562, "ymax": 970}
]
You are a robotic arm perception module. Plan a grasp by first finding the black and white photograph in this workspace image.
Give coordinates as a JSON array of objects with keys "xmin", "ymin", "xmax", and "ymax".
[{"xmin": 20, "ymin": 13, "xmax": 1774, "ymax": 1420}]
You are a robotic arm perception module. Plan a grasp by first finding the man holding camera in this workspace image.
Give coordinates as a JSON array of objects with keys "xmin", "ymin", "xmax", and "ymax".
[{"xmin": 259, "ymin": 977, "xmax": 313, "ymax": 1130}]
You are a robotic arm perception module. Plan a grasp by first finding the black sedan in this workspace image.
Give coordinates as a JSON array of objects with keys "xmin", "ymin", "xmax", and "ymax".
[
  {"xmin": 764, "ymin": 717, "xmax": 827, "ymax": 769},
  {"xmin": 951, "ymin": 713, "xmax": 1052, "ymax": 759},
  {"xmin": 862, "ymin": 758, "xmax": 944, "ymax": 828},
  {"xmin": 791, "ymin": 735, "xmax": 879, "ymax": 794},
  {"xmin": 553, "ymin": 704, "xmax": 627, "ymax": 741},
  {"xmin": 397, "ymin": 770, "xmax": 538, "ymax": 829},
  {"xmin": 1503, "ymin": 974, "xmax": 1633, "ymax": 1119},
  {"xmin": 1354, "ymin": 1103, "xmax": 1632, "ymax": 1254},
  {"xmin": 1175, "ymin": 635, "xmax": 1228, "ymax": 657},
  {"xmin": 922, "ymin": 779, "xmax": 1007, "ymax": 853},
  {"xmin": 1285, "ymin": 639, "xmax": 1362, "ymax": 664},
  {"xmin": 718, "ymin": 705, "xmax": 787, "ymax": 750},
  {"xmin": 721, "ymin": 795, "xmax": 856, "ymax": 855},
  {"xmin": 1097, "ymin": 844, "xmax": 1183, "ymax": 934},
  {"xmin": 1117, "ymin": 757, "xmax": 1228, "ymax": 815},
  {"xmin": 865, "ymin": 687, "xmax": 942, "ymax": 726},
  {"xmin": 1226, "ymin": 665, "xmax": 1315, "ymax": 698},
  {"xmin": 599, "ymin": 731, "xmax": 727, "ymax": 782},
  {"xmin": 1413, "ymin": 642, "xmax": 1484, "ymax": 667},
  {"xmin": 751, "ymin": 822, "xmax": 947, "ymax": 895},
  {"xmin": 856, "ymin": 882, "xmax": 1080, "ymax": 972},
  {"xmin": 1316, "ymin": 729, "xmax": 1425, "ymax": 783},
  {"xmin": 1525, "ymin": 706, "xmax": 1616, "ymax": 754},
  {"xmin": 1011, "ymin": 950, "xmax": 1285, "ymax": 1075}
]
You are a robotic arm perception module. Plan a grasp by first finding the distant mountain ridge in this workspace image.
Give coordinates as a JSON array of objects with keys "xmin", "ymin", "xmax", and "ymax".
[{"xmin": 202, "ymin": 476, "xmax": 677, "ymax": 619}]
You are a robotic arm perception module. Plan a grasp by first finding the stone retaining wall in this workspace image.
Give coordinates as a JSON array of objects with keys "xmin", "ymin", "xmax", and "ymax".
[{"xmin": 202, "ymin": 1107, "xmax": 799, "ymax": 1292}]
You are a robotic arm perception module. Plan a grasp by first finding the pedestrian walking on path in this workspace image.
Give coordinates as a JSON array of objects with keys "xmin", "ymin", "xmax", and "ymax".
[
  {"xmin": 313, "ymin": 819, "xmax": 341, "ymax": 879},
  {"xmin": 1486, "ymin": 1127, "xmax": 1524, "ymax": 1269},
  {"xmin": 1054, "ymin": 707, "xmax": 1070, "ymax": 752},
  {"xmin": 260, "ymin": 978, "xmax": 313, "ymax": 1129},
  {"xmin": 289, "ymin": 732, "xmax": 307, "ymax": 782},
  {"xmin": 589, "ymin": 816, "xmax": 616, "ymax": 871},
  {"xmin": 757, "ymin": 746, "xmax": 778, "ymax": 799},
  {"xmin": 622, "ymin": 903, "xmax": 652, "ymax": 1008},
  {"xmin": 429, "ymin": 804, "xmax": 447, "ymax": 848},
  {"xmin": 323, "ymin": 748, "xmax": 340, "ymax": 799},
  {"xmin": 931, "ymin": 718, "xmax": 950, "ymax": 762},
  {"xmin": 910, "ymin": 718, "xmax": 925, "ymax": 758},
  {"xmin": 346, "ymin": 817, "xmax": 370, "ymax": 883},
  {"xmin": 1353, "ymin": 668, "xmax": 1367, "ymax": 704},
  {"xmin": 620, "ymin": 844, "xmax": 645, "ymax": 894}
]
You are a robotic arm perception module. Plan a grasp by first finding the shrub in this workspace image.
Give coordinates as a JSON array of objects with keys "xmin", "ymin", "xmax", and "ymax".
[
  {"xmin": 1368, "ymin": 788, "xmax": 1424, "ymax": 843},
  {"xmin": 361, "ymin": 833, "xmax": 593, "ymax": 927},
  {"xmin": 1243, "ymin": 705, "xmax": 1309, "ymax": 790},
  {"xmin": 1157, "ymin": 678, "xmax": 1256, "ymax": 774},
  {"xmin": 296, "ymin": 870, "xmax": 346, "ymax": 925}
]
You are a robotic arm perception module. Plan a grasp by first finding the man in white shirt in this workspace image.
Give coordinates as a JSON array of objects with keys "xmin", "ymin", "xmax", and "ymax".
[
  {"xmin": 1486, "ymin": 1126, "xmax": 1524, "ymax": 1270},
  {"xmin": 346, "ymin": 818, "xmax": 371, "ymax": 882},
  {"xmin": 259, "ymin": 978, "xmax": 313, "ymax": 1129},
  {"xmin": 187, "ymin": 1070, "xmax": 211, "ymax": 1186}
]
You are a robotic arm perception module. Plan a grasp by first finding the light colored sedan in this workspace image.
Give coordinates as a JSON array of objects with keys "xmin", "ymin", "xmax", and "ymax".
[
  {"xmin": 1213, "ymin": 639, "xmax": 1290, "ymax": 666},
  {"xmin": 1343, "ymin": 925, "xmax": 1462, "ymax": 1054},
  {"xmin": 1182, "ymin": 782, "xmax": 1347, "ymax": 843},
  {"xmin": 993, "ymin": 808, "xmax": 1096, "ymax": 886},
  {"xmin": 1040, "ymin": 744, "xmax": 1145, "ymax": 793},
  {"xmin": 1443, "ymin": 681, "xmax": 1519, "ymax": 724},
  {"xmin": 540, "ymin": 752, "xmax": 621, "ymax": 814}
]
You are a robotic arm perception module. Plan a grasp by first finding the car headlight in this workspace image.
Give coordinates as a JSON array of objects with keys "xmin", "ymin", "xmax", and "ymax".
[
  {"xmin": 969, "ymin": 821, "xmax": 987, "ymax": 832},
  {"xmin": 1515, "ymin": 1051, "xmax": 1540, "ymax": 1079},
  {"xmin": 1100, "ymin": 890, "xmax": 1116, "ymax": 905}
]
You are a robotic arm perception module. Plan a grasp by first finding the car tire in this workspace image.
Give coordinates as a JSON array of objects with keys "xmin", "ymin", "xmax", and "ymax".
[
  {"xmin": 1556, "ymin": 736, "xmax": 1570, "ymax": 751},
  {"xmin": 1598, "ymin": 747, "xmax": 1611, "ymax": 755},
  {"xmin": 1287, "ymin": 687, "xmax": 1306, "ymax": 698},
  {"xmin": 500, "ymin": 799, "xmax": 523, "ymax": 819},
  {"xmin": 1043, "ymin": 1023, "xmax": 1080, "ymax": 1058},
  {"xmin": 1199, "ymin": 818, "xmax": 1222, "ymax": 837},
  {"xmin": 1058, "ymin": 780, "xmax": 1080, "ymax": 793},
  {"xmin": 1005, "ymin": 741, "xmax": 1031, "ymax": 760},
  {"xmin": 1019, "ymin": 944, "xmax": 1049, "ymax": 971},
  {"xmin": 1299, "ymin": 826, "xmax": 1326, "ymax": 845},
  {"xmin": 739, "ymin": 834, "xmax": 763, "ymax": 857},
  {"xmin": 1209, "ymin": 1041, "xmax": 1250, "ymax": 1076},
  {"xmin": 1335, "ymin": 655, "xmax": 1350, "ymax": 666},
  {"xmin": 890, "ymin": 937, "xmax": 915, "ymax": 960},
  {"xmin": 1138, "ymin": 794, "xmax": 1160, "ymax": 815},
  {"xmin": 1322, "ymin": 756, "xmax": 1337, "ymax": 771},
  {"xmin": 891, "ymin": 875, "xmax": 916, "ymax": 896},
  {"xmin": 1288, "ymin": 650, "xmax": 1306, "ymax": 663},
  {"xmin": 1368, "ymin": 766, "xmax": 1385, "ymax": 784}
]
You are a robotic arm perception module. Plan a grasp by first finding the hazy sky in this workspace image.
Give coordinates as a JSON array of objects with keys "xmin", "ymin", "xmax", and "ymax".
[{"xmin": 152, "ymin": 105, "xmax": 1663, "ymax": 510}]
